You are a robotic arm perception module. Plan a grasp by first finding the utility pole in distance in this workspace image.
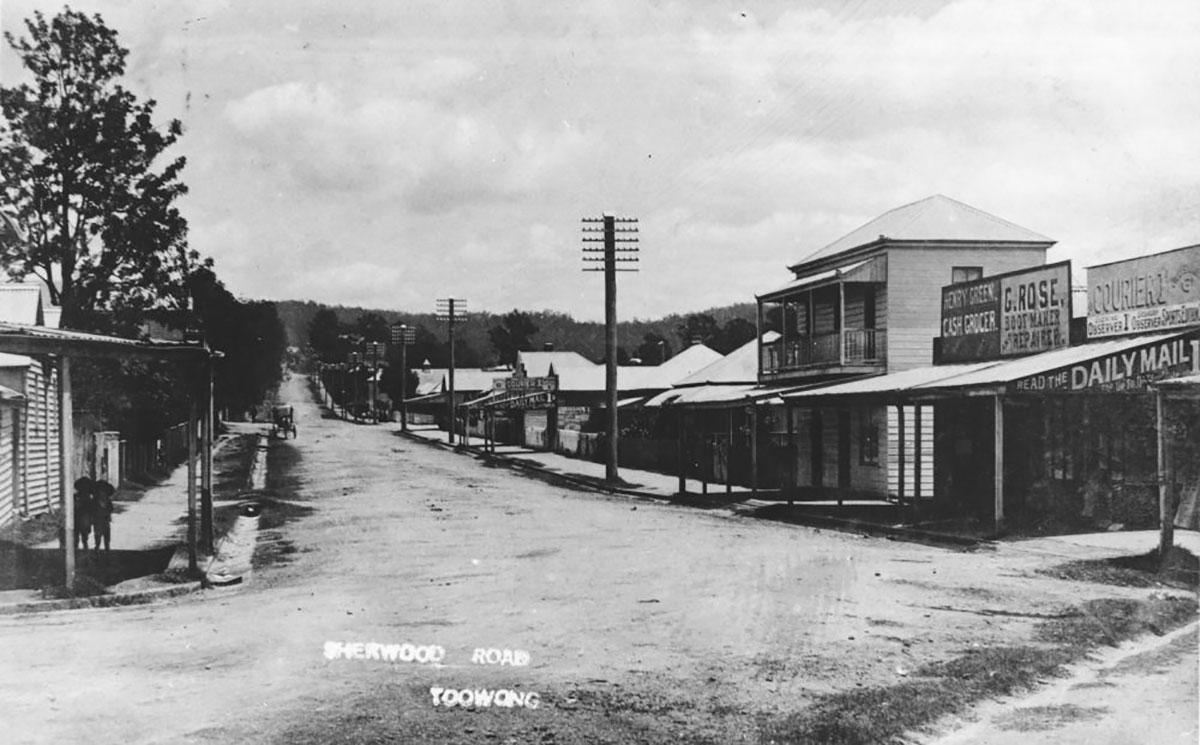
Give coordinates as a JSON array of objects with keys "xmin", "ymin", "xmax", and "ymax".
[
  {"xmin": 390, "ymin": 322, "xmax": 417, "ymax": 431},
  {"xmin": 436, "ymin": 298, "xmax": 468, "ymax": 445},
  {"xmin": 583, "ymin": 214, "xmax": 639, "ymax": 484}
]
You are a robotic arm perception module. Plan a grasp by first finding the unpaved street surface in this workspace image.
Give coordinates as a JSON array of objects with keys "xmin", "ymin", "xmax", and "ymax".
[{"xmin": 1, "ymin": 374, "xmax": 1195, "ymax": 744}]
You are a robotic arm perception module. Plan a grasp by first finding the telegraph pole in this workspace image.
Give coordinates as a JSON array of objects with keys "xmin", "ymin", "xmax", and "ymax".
[
  {"xmin": 366, "ymin": 341, "xmax": 384, "ymax": 421},
  {"xmin": 583, "ymin": 214, "xmax": 639, "ymax": 483},
  {"xmin": 390, "ymin": 322, "xmax": 416, "ymax": 430},
  {"xmin": 436, "ymin": 299, "xmax": 468, "ymax": 444}
]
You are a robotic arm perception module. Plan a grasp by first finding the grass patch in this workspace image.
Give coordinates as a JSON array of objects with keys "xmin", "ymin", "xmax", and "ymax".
[
  {"xmin": 1039, "ymin": 547, "xmax": 1199, "ymax": 591},
  {"xmin": 0, "ymin": 509, "xmax": 62, "ymax": 545},
  {"xmin": 760, "ymin": 594, "xmax": 1198, "ymax": 745}
]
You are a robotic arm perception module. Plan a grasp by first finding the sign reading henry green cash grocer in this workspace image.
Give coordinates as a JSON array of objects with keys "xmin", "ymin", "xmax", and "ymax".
[
  {"xmin": 1012, "ymin": 330, "xmax": 1200, "ymax": 393},
  {"xmin": 940, "ymin": 262, "xmax": 1071, "ymax": 362},
  {"xmin": 1087, "ymin": 245, "xmax": 1200, "ymax": 338}
]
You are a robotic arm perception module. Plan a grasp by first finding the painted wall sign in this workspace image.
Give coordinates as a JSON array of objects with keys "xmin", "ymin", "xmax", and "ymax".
[
  {"xmin": 1011, "ymin": 331, "xmax": 1200, "ymax": 393},
  {"xmin": 940, "ymin": 262, "xmax": 1071, "ymax": 362},
  {"xmin": 1087, "ymin": 244, "xmax": 1200, "ymax": 338}
]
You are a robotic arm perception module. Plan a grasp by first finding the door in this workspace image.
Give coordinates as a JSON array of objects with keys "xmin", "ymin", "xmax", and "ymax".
[
  {"xmin": 811, "ymin": 410, "xmax": 824, "ymax": 486},
  {"xmin": 837, "ymin": 409, "xmax": 851, "ymax": 489}
]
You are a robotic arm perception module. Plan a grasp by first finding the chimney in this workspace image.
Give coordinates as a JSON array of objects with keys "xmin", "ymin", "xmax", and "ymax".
[{"xmin": 543, "ymin": 342, "xmax": 555, "ymax": 351}]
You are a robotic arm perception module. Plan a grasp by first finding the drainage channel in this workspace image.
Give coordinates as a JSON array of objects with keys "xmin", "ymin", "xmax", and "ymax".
[{"xmin": 205, "ymin": 434, "xmax": 270, "ymax": 586}]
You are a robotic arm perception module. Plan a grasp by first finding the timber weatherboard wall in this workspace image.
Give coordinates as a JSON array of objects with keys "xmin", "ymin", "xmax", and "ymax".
[
  {"xmin": 0, "ymin": 356, "xmax": 60, "ymax": 522},
  {"xmin": 884, "ymin": 246, "xmax": 1048, "ymax": 371}
]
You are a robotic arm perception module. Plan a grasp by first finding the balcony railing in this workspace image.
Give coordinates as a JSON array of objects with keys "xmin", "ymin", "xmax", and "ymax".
[{"xmin": 761, "ymin": 329, "xmax": 886, "ymax": 375}]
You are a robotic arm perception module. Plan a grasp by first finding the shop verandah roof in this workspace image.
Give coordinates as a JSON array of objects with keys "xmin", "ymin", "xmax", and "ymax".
[{"xmin": 0, "ymin": 320, "xmax": 210, "ymax": 360}]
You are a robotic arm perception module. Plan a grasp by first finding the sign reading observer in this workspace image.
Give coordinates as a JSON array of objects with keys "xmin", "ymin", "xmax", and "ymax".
[
  {"xmin": 940, "ymin": 262, "xmax": 1071, "ymax": 363},
  {"xmin": 1087, "ymin": 245, "xmax": 1200, "ymax": 338}
]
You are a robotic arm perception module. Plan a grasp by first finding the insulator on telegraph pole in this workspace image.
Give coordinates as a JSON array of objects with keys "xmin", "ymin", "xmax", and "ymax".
[
  {"xmin": 582, "ymin": 214, "xmax": 639, "ymax": 484},
  {"xmin": 435, "ymin": 299, "xmax": 469, "ymax": 445}
]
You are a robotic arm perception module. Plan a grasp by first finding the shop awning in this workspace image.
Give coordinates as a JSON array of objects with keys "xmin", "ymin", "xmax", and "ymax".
[
  {"xmin": 781, "ymin": 362, "xmax": 1000, "ymax": 403},
  {"xmin": 782, "ymin": 329, "xmax": 1199, "ymax": 402},
  {"xmin": 404, "ymin": 391, "xmax": 447, "ymax": 405},
  {"xmin": 646, "ymin": 382, "xmax": 819, "ymax": 409}
]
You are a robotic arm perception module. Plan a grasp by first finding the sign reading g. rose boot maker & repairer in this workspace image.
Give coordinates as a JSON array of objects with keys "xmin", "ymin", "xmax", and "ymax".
[
  {"xmin": 940, "ymin": 261, "xmax": 1072, "ymax": 363},
  {"xmin": 1087, "ymin": 244, "xmax": 1200, "ymax": 339}
]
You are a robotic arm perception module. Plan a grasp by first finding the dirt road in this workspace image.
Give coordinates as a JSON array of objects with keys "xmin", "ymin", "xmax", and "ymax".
[{"xmin": 1, "ymin": 373, "xmax": 1194, "ymax": 744}]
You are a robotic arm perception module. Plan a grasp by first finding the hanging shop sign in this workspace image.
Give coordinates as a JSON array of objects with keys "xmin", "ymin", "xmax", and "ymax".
[
  {"xmin": 1086, "ymin": 244, "xmax": 1200, "ymax": 338},
  {"xmin": 940, "ymin": 261, "xmax": 1071, "ymax": 362},
  {"xmin": 490, "ymin": 390, "xmax": 556, "ymax": 410},
  {"xmin": 493, "ymin": 374, "xmax": 558, "ymax": 393},
  {"xmin": 1012, "ymin": 330, "xmax": 1200, "ymax": 393},
  {"xmin": 485, "ymin": 373, "xmax": 558, "ymax": 410}
]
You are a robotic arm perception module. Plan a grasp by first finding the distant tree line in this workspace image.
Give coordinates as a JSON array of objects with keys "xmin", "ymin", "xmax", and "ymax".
[{"xmin": 292, "ymin": 300, "xmax": 760, "ymax": 376}]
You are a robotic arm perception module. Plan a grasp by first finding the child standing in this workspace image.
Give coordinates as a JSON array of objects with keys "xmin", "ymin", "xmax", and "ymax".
[
  {"xmin": 73, "ymin": 477, "xmax": 94, "ymax": 550},
  {"xmin": 92, "ymin": 480, "xmax": 115, "ymax": 551}
]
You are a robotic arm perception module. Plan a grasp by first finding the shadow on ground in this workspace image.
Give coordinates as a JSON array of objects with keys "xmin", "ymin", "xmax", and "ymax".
[{"xmin": 0, "ymin": 541, "xmax": 175, "ymax": 593}]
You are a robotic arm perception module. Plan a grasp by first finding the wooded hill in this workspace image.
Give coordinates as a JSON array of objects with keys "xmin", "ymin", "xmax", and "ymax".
[{"xmin": 276, "ymin": 300, "xmax": 760, "ymax": 367}]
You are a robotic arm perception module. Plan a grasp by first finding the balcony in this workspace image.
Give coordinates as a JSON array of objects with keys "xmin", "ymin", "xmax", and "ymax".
[{"xmin": 761, "ymin": 328, "xmax": 886, "ymax": 378}]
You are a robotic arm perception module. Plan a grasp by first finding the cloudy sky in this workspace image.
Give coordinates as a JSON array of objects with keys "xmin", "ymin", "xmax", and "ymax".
[{"xmin": 2, "ymin": 0, "xmax": 1197, "ymax": 321}]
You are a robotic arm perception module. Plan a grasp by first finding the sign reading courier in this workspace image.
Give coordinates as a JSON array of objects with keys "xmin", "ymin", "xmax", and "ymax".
[
  {"xmin": 940, "ymin": 261, "xmax": 1071, "ymax": 362},
  {"xmin": 1087, "ymin": 244, "xmax": 1200, "ymax": 338}
]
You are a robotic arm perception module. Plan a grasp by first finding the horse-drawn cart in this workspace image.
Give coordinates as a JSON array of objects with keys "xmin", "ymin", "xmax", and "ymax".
[{"xmin": 270, "ymin": 405, "xmax": 297, "ymax": 439}]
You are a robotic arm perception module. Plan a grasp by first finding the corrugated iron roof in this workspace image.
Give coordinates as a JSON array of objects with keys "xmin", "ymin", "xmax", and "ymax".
[
  {"xmin": 517, "ymin": 350, "xmax": 598, "ymax": 377},
  {"xmin": 791, "ymin": 195, "xmax": 1053, "ymax": 270},
  {"xmin": 413, "ymin": 367, "xmax": 512, "ymax": 395},
  {"xmin": 674, "ymin": 332, "xmax": 779, "ymax": 387},
  {"xmin": 658, "ymin": 343, "xmax": 722, "ymax": 377}
]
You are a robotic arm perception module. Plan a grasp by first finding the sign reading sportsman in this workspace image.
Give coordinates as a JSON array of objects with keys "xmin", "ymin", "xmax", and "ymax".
[{"xmin": 940, "ymin": 261, "xmax": 1071, "ymax": 362}]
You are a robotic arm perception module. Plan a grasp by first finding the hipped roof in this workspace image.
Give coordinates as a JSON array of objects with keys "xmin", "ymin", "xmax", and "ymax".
[
  {"xmin": 673, "ymin": 332, "xmax": 779, "ymax": 387},
  {"xmin": 790, "ymin": 195, "xmax": 1053, "ymax": 272}
]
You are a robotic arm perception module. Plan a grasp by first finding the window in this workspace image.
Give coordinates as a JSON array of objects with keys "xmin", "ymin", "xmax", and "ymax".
[
  {"xmin": 951, "ymin": 266, "xmax": 984, "ymax": 284},
  {"xmin": 859, "ymin": 408, "xmax": 880, "ymax": 465}
]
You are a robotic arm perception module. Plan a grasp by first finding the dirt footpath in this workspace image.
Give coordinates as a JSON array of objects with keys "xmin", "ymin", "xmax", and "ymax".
[{"xmin": 0, "ymin": 373, "xmax": 1194, "ymax": 744}]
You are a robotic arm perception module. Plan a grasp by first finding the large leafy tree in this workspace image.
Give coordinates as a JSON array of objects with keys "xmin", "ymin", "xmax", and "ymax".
[
  {"xmin": 488, "ymin": 309, "xmax": 539, "ymax": 366},
  {"xmin": 0, "ymin": 9, "xmax": 206, "ymax": 329}
]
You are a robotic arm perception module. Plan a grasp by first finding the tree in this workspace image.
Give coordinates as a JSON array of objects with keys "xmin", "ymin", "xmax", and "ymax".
[
  {"xmin": 307, "ymin": 308, "xmax": 342, "ymax": 362},
  {"xmin": 488, "ymin": 309, "xmax": 539, "ymax": 366},
  {"xmin": 676, "ymin": 313, "xmax": 720, "ymax": 350},
  {"xmin": 717, "ymin": 317, "xmax": 757, "ymax": 354},
  {"xmin": 353, "ymin": 312, "xmax": 389, "ymax": 343},
  {"xmin": 633, "ymin": 332, "xmax": 672, "ymax": 364},
  {"xmin": 0, "ymin": 9, "xmax": 206, "ymax": 329}
]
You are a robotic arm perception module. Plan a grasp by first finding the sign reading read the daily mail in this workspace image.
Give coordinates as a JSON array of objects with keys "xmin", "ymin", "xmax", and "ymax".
[
  {"xmin": 1012, "ymin": 330, "xmax": 1200, "ymax": 394},
  {"xmin": 489, "ymin": 373, "xmax": 557, "ymax": 410},
  {"xmin": 1087, "ymin": 245, "xmax": 1200, "ymax": 338},
  {"xmin": 940, "ymin": 262, "xmax": 1071, "ymax": 362}
]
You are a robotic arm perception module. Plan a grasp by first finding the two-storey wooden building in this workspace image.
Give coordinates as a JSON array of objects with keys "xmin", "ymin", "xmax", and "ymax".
[{"xmin": 755, "ymin": 195, "xmax": 1054, "ymax": 500}]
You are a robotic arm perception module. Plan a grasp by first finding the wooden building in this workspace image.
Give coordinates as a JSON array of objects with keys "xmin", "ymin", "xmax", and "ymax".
[
  {"xmin": 0, "ymin": 283, "xmax": 60, "ymax": 526},
  {"xmin": 755, "ymin": 195, "xmax": 1055, "ymax": 500}
]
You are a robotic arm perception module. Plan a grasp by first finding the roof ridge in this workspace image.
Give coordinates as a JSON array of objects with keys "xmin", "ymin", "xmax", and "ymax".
[{"xmin": 935, "ymin": 194, "xmax": 1050, "ymax": 240}]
